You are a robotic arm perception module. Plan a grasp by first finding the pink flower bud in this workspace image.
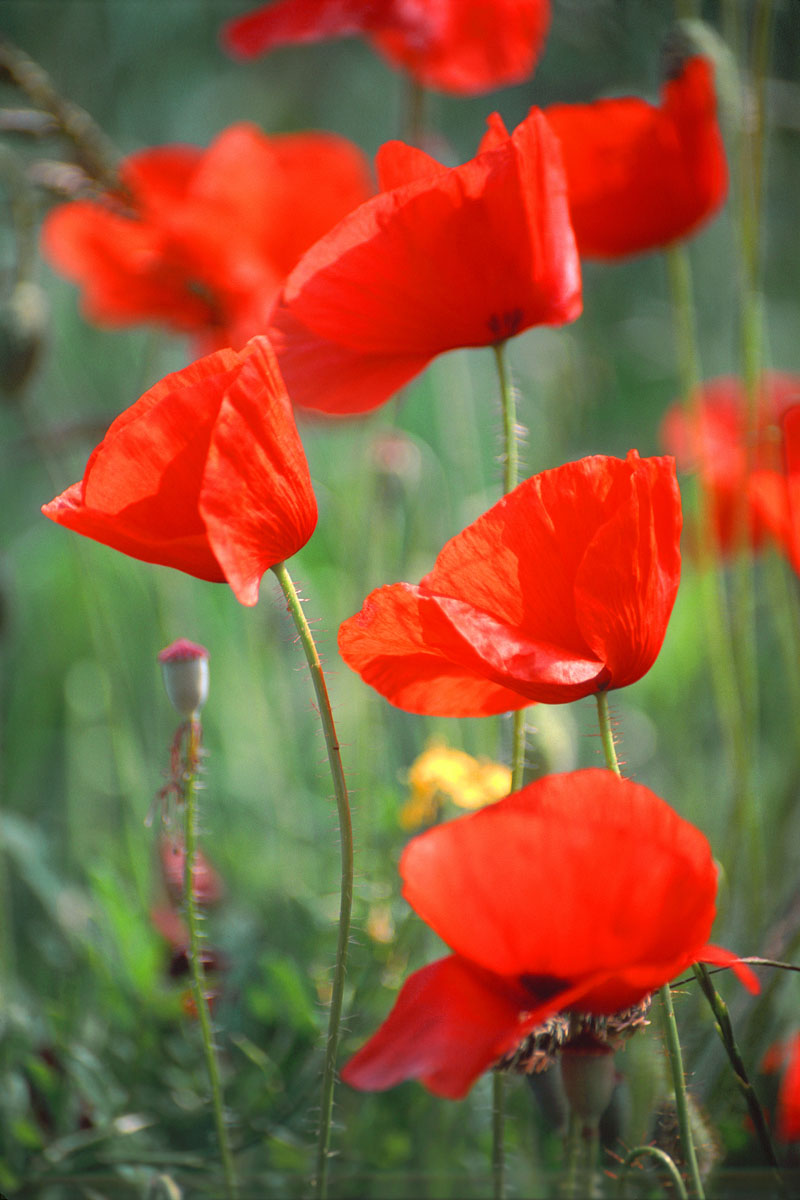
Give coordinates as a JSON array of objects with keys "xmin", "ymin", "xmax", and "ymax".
[{"xmin": 158, "ymin": 639, "xmax": 209, "ymax": 716}]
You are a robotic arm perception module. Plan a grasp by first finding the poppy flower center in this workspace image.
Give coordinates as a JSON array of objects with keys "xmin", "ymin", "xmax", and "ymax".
[{"xmin": 487, "ymin": 307, "xmax": 524, "ymax": 341}]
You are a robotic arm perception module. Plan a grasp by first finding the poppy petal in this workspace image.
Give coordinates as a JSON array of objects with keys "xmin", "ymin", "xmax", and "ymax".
[
  {"xmin": 342, "ymin": 955, "xmax": 538, "ymax": 1100},
  {"xmin": 43, "ymin": 340, "xmax": 317, "ymax": 600},
  {"xmin": 267, "ymin": 303, "xmax": 432, "ymax": 416},
  {"xmin": 200, "ymin": 337, "xmax": 318, "ymax": 604},
  {"xmin": 400, "ymin": 770, "xmax": 719, "ymax": 993},
  {"xmin": 337, "ymin": 583, "xmax": 535, "ymax": 716},
  {"xmin": 222, "ymin": 0, "xmax": 368, "ymax": 60},
  {"xmin": 697, "ymin": 944, "xmax": 760, "ymax": 994},
  {"xmin": 281, "ymin": 109, "xmax": 580, "ymax": 357},
  {"xmin": 574, "ymin": 452, "xmax": 682, "ymax": 688},
  {"xmin": 546, "ymin": 56, "xmax": 727, "ymax": 258}
]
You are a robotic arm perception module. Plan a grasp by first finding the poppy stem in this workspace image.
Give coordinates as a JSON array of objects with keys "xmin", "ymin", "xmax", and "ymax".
[
  {"xmin": 595, "ymin": 692, "xmax": 704, "ymax": 1198},
  {"xmin": 404, "ymin": 75, "xmax": 427, "ymax": 148},
  {"xmin": 617, "ymin": 1145, "xmax": 688, "ymax": 1199},
  {"xmin": 657, "ymin": 984, "xmax": 706, "ymax": 1200},
  {"xmin": 271, "ymin": 561, "xmax": 354, "ymax": 1200},
  {"xmin": 491, "ymin": 1073, "xmax": 505, "ymax": 1200},
  {"xmin": 594, "ymin": 692, "xmax": 621, "ymax": 777},
  {"xmin": 182, "ymin": 718, "xmax": 239, "ymax": 1200},
  {"xmin": 493, "ymin": 340, "xmax": 519, "ymax": 494},
  {"xmin": 492, "ymin": 334, "xmax": 526, "ymax": 1200}
]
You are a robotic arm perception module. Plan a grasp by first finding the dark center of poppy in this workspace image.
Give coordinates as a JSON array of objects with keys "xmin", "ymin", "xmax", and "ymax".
[
  {"xmin": 487, "ymin": 308, "xmax": 524, "ymax": 341},
  {"xmin": 519, "ymin": 972, "xmax": 570, "ymax": 1002}
]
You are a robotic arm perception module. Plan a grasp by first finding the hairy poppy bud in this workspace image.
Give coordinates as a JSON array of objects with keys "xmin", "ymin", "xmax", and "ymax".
[{"xmin": 158, "ymin": 639, "xmax": 209, "ymax": 717}]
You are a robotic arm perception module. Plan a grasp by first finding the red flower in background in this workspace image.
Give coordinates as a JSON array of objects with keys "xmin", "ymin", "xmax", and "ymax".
[
  {"xmin": 545, "ymin": 54, "xmax": 727, "ymax": 258},
  {"xmin": 159, "ymin": 836, "xmax": 224, "ymax": 907},
  {"xmin": 222, "ymin": 0, "xmax": 551, "ymax": 96},
  {"xmin": 661, "ymin": 373, "xmax": 800, "ymax": 553},
  {"xmin": 41, "ymin": 123, "xmax": 372, "ymax": 351},
  {"xmin": 269, "ymin": 109, "xmax": 581, "ymax": 415},
  {"xmin": 343, "ymin": 769, "xmax": 756, "ymax": 1099},
  {"xmin": 763, "ymin": 1032, "xmax": 800, "ymax": 1142},
  {"xmin": 749, "ymin": 405, "xmax": 800, "ymax": 575},
  {"xmin": 339, "ymin": 451, "xmax": 681, "ymax": 715},
  {"xmin": 42, "ymin": 337, "xmax": 317, "ymax": 605}
]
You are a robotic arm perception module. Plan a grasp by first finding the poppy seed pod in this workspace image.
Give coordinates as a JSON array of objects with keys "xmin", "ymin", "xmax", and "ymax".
[{"xmin": 159, "ymin": 639, "xmax": 209, "ymax": 717}]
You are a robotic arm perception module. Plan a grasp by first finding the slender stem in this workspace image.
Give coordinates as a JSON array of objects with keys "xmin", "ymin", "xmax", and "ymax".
[
  {"xmin": 692, "ymin": 964, "xmax": 781, "ymax": 1174},
  {"xmin": 404, "ymin": 75, "xmax": 426, "ymax": 148},
  {"xmin": 617, "ymin": 1146, "xmax": 689, "ymax": 1200},
  {"xmin": 182, "ymin": 719, "xmax": 238, "ymax": 1200},
  {"xmin": 271, "ymin": 561, "xmax": 354, "ymax": 1200},
  {"xmin": 594, "ymin": 693, "xmax": 703, "ymax": 1198},
  {"xmin": 493, "ymin": 341, "xmax": 518, "ymax": 495},
  {"xmin": 563, "ymin": 1110, "xmax": 583, "ymax": 1200},
  {"xmin": 490, "ymin": 332, "xmax": 527, "ymax": 1200},
  {"xmin": 491, "ymin": 1073, "xmax": 505, "ymax": 1200},
  {"xmin": 594, "ymin": 692, "xmax": 621, "ymax": 778},
  {"xmin": 657, "ymin": 986, "xmax": 705, "ymax": 1200}
]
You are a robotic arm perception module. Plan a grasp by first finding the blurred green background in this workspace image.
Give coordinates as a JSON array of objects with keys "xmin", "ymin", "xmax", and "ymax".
[{"xmin": 2, "ymin": 0, "xmax": 800, "ymax": 1195}]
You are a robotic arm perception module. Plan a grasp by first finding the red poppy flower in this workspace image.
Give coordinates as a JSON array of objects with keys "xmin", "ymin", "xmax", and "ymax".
[
  {"xmin": 763, "ymin": 1033, "xmax": 800, "ymax": 1141},
  {"xmin": 222, "ymin": 0, "xmax": 551, "ymax": 96},
  {"xmin": 41, "ymin": 122, "xmax": 373, "ymax": 351},
  {"xmin": 268, "ymin": 108, "xmax": 581, "ymax": 415},
  {"xmin": 661, "ymin": 373, "xmax": 800, "ymax": 553},
  {"xmin": 544, "ymin": 55, "xmax": 727, "ymax": 258},
  {"xmin": 338, "ymin": 451, "xmax": 681, "ymax": 715},
  {"xmin": 749, "ymin": 404, "xmax": 800, "ymax": 575},
  {"xmin": 41, "ymin": 337, "xmax": 317, "ymax": 605},
  {"xmin": 342, "ymin": 769, "xmax": 756, "ymax": 1099}
]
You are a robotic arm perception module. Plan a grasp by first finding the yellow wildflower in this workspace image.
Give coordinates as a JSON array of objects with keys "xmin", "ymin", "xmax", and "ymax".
[{"xmin": 400, "ymin": 738, "xmax": 512, "ymax": 830}]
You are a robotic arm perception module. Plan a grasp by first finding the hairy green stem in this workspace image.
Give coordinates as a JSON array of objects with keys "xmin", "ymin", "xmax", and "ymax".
[
  {"xmin": 595, "ymin": 693, "xmax": 704, "ymax": 1198},
  {"xmin": 657, "ymin": 985, "xmax": 705, "ymax": 1200},
  {"xmin": 182, "ymin": 720, "xmax": 238, "ymax": 1200},
  {"xmin": 271, "ymin": 562, "xmax": 354, "ymax": 1200},
  {"xmin": 617, "ymin": 1145, "xmax": 689, "ymax": 1200},
  {"xmin": 494, "ymin": 341, "xmax": 519, "ymax": 494}
]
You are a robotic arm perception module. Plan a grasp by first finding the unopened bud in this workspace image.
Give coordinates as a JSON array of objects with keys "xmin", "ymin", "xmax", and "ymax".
[
  {"xmin": 0, "ymin": 281, "xmax": 48, "ymax": 397},
  {"xmin": 158, "ymin": 639, "xmax": 209, "ymax": 716},
  {"xmin": 559, "ymin": 1033, "xmax": 617, "ymax": 1126}
]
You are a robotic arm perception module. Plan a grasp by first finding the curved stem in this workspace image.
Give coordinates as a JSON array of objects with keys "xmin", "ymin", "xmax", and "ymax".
[
  {"xmin": 617, "ymin": 1145, "xmax": 689, "ymax": 1200},
  {"xmin": 183, "ymin": 719, "xmax": 238, "ymax": 1200},
  {"xmin": 271, "ymin": 562, "xmax": 354, "ymax": 1200},
  {"xmin": 594, "ymin": 694, "xmax": 703, "ymax": 1199}
]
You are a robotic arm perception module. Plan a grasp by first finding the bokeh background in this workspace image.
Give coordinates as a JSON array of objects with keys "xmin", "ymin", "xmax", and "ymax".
[{"xmin": 2, "ymin": 1, "xmax": 800, "ymax": 1195}]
